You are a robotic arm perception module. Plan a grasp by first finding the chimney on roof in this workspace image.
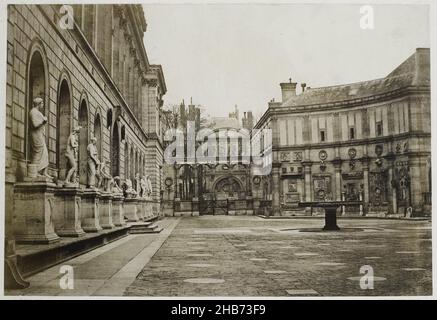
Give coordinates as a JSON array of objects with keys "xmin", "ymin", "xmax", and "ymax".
[
  {"xmin": 301, "ymin": 83, "xmax": 307, "ymax": 93},
  {"xmin": 280, "ymin": 78, "xmax": 297, "ymax": 102}
]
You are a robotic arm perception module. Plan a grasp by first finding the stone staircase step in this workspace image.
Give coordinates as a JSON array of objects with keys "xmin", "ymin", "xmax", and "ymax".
[{"xmin": 129, "ymin": 222, "xmax": 163, "ymax": 234}]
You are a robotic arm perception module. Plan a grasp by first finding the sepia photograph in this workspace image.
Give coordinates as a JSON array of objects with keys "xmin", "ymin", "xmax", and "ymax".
[{"xmin": 1, "ymin": 0, "xmax": 433, "ymax": 302}]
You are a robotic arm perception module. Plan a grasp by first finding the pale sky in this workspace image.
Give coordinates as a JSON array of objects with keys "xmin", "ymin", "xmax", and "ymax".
[{"xmin": 142, "ymin": 4, "xmax": 429, "ymax": 121}]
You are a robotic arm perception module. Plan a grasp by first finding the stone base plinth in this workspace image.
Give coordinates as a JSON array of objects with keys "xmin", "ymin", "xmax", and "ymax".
[
  {"xmin": 162, "ymin": 200, "xmax": 174, "ymax": 217},
  {"xmin": 112, "ymin": 195, "xmax": 125, "ymax": 226},
  {"xmin": 13, "ymin": 182, "xmax": 60, "ymax": 244},
  {"xmin": 100, "ymin": 192, "xmax": 114, "ymax": 229},
  {"xmin": 81, "ymin": 189, "xmax": 102, "ymax": 232},
  {"xmin": 124, "ymin": 198, "xmax": 140, "ymax": 221},
  {"xmin": 137, "ymin": 199, "xmax": 146, "ymax": 220},
  {"xmin": 54, "ymin": 187, "xmax": 85, "ymax": 237}
]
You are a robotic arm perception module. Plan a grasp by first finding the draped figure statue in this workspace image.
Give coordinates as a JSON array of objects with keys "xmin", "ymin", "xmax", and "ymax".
[{"xmin": 28, "ymin": 97, "xmax": 50, "ymax": 178}]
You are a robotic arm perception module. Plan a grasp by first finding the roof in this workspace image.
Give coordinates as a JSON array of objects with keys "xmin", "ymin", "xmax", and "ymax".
[
  {"xmin": 280, "ymin": 48, "xmax": 430, "ymax": 108},
  {"xmin": 208, "ymin": 117, "xmax": 241, "ymax": 130}
]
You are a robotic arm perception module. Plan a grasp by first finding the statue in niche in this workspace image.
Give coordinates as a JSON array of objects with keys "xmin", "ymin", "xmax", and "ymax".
[
  {"xmin": 111, "ymin": 176, "xmax": 124, "ymax": 194},
  {"xmin": 123, "ymin": 179, "xmax": 137, "ymax": 198},
  {"xmin": 140, "ymin": 176, "xmax": 148, "ymax": 198},
  {"xmin": 28, "ymin": 97, "xmax": 51, "ymax": 179},
  {"xmin": 64, "ymin": 126, "xmax": 81, "ymax": 185},
  {"xmin": 134, "ymin": 173, "xmax": 141, "ymax": 194},
  {"xmin": 146, "ymin": 175, "xmax": 153, "ymax": 197},
  {"xmin": 98, "ymin": 160, "xmax": 113, "ymax": 192},
  {"xmin": 87, "ymin": 136, "xmax": 100, "ymax": 188}
]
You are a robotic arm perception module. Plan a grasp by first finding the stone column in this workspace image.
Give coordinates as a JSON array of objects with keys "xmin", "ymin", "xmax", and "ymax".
[
  {"xmin": 361, "ymin": 156, "xmax": 370, "ymax": 214},
  {"xmin": 54, "ymin": 187, "xmax": 85, "ymax": 237},
  {"xmin": 13, "ymin": 181, "xmax": 60, "ymax": 243},
  {"xmin": 192, "ymin": 165, "xmax": 199, "ymax": 216},
  {"xmin": 271, "ymin": 163, "xmax": 281, "ymax": 216},
  {"xmin": 409, "ymin": 155, "xmax": 428, "ymax": 215},
  {"xmin": 112, "ymin": 194, "xmax": 126, "ymax": 227},
  {"xmin": 81, "ymin": 189, "xmax": 102, "ymax": 232},
  {"xmin": 302, "ymin": 161, "xmax": 312, "ymax": 201},
  {"xmin": 386, "ymin": 153, "xmax": 397, "ymax": 215},
  {"xmin": 302, "ymin": 161, "xmax": 312, "ymax": 215},
  {"xmin": 332, "ymin": 157, "xmax": 342, "ymax": 201},
  {"xmin": 99, "ymin": 192, "xmax": 114, "ymax": 229}
]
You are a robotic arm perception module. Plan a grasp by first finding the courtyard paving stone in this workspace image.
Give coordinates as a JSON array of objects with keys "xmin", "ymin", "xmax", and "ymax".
[{"xmin": 124, "ymin": 216, "xmax": 432, "ymax": 297}]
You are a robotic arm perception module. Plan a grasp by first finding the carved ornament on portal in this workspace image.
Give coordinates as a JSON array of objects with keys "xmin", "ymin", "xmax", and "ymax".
[{"xmin": 280, "ymin": 152, "xmax": 290, "ymax": 162}]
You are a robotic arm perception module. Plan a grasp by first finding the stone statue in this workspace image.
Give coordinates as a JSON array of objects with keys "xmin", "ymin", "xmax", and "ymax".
[
  {"xmin": 87, "ymin": 136, "xmax": 100, "ymax": 188},
  {"xmin": 134, "ymin": 173, "xmax": 141, "ymax": 194},
  {"xmin": 140, "ymin": 176, "xmax": 147, "ymax": 198},
  {"xmin": 123, "ymin": 179, "xmax": 137, "ymax": 198},
  {"xmin": 112, "ymin": 176, "xmax": 124, "ymax": 194},
  {"xmin": 28, "ymin": 97, "xmax": 50, "ymax": 178},
  {"xmin": 98, "ymin": 160, "xmax": 113, "ymax": 192},
  {"xmin": 64, "ymin": 126, "xmax": 81, "ymax": 185},
  {"xmin": 146, "ymin": 175, "xmax": 153, "ymax": 196}
]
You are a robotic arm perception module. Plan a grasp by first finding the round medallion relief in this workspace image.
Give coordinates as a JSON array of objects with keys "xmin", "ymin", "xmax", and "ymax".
[
  {"xmin": 348, "ymin": 148, "xmax": 357, "ymax": 159},
  {"xmin": 319, "ymin": 150, "xmax": 328, "ymax": 161}
]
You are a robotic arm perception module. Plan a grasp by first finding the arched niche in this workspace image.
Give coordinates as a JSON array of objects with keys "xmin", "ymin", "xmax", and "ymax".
[
  {"xmin": 124, "ymin": 142, "xmax": 129, "ymax": 179},
  {"xmin": 57, "ymin": 78, "xmax": 72, "ymax": 180},
  {"xmin": 94, "ymin": 112, "xmax": 102, "ymax": 159},
  {"xmin": 107, "ymin": 108, "xmax": 113, "ymax": 129},
  {"xmin": 112, "ymin": 121, "xmax": 120, "ymax": 176},
  {"xmin": 78, "ymin": 98, "xmax": 89, "ymax": 186},
  {"xmin": 121, "ymin": 125, "xmax": 126, "ymax": 141},
  {"xmin": 130, "ymin": 148, "xmax": 134, "ymax": 181},
  {"xmin": 26, "ymin": 47, "xmax": 48, "ymax": 161}
]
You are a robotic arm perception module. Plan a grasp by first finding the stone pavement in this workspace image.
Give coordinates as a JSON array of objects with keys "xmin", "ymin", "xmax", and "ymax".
[
  {"xmin": 6, "ymin": 218, "xmax": 179, "ymax": 296},
  {"xmin": 6, "ymin": 216, "xmax": 432, "ymax": 297},
  {"xmin": 124, "ymin": 216, "xmax": 432, "ymax": 297}
]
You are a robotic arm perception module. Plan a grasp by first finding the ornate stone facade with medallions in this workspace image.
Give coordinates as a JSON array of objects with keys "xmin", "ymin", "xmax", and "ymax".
[{"xmin": 253, "ymin": 48, "xmax": 430, "ymax": 217}]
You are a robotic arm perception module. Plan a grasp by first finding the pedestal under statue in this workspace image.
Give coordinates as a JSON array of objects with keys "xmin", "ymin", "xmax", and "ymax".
[
  {"xmin": 54, "ymin": 187, "xmax": 85, "ymax": 237},
  {"xmin": 13, "ymin": 97, "xmax": 59, "ymax": 244},
  {"xmin": 112, "ymin": 177, "xmax": 125, "ymax": 227},
  {"xmin": 123, "ymin": 179, "xmax": 140, "ymax": 221}
]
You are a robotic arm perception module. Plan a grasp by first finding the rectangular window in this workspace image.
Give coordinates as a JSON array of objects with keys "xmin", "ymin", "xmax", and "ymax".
[
  {"xmin": 349, "ymin": 127, "xmax": 355, "ymax": 140},
  {"xmin": 376, "ymin": 121, "xmax": 383, "ymax": 137},
  {"xmin": 320, "ymin": 129, "xmax": 326, "ymax": 142}
]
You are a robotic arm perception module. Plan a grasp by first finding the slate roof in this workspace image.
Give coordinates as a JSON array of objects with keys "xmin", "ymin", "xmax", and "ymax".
[{"xmin": 281, "ymin": 48, "xmax": 430, "ymax": 108}]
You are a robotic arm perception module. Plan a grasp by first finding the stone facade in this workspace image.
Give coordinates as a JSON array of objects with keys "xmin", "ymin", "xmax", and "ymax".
[
  {"xmin": 5, "ymin": 4, "xmax": 166, "ymax": 245},
  {"xmin": 253, "ymin": 48, "xmax": 431, "ymax": 217},
  {"xmin": 162, "ymin": 102, "xmax": 255, "ymax": 216}
]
